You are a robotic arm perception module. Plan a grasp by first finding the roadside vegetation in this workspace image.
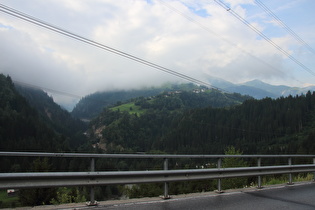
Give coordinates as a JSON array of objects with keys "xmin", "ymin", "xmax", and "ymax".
[{"xmin": 0, "ymin": 190, "xmax": 21, "ymax": 208}]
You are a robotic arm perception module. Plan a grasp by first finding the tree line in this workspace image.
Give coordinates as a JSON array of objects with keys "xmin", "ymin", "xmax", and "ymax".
[
  {"xmin": 90, "ymin": 90, "xmax": 315, "ymax": 156},
  {"xmin": 2, "ymin": 71, "xmax": 315, "ymax": 206}
]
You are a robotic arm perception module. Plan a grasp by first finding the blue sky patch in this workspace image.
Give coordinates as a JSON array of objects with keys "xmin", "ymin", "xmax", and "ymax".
[
  {"xmin": 193, "ymin": 8, "xmax": 210, "ymax": 18},
  {"xmin": 0, "ymin": 23, "xmax": 13, "ymax": 29}
]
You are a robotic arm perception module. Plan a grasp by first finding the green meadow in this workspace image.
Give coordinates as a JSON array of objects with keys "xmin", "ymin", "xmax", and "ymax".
[{"xmin": 110, "ymin": 102, "xmax": 146, "ymax": 116}]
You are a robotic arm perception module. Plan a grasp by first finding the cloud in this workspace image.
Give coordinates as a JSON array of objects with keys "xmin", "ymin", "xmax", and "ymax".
[{"xmin": 0, "ymin": 0, "xmax": 313, "ymax": 109}]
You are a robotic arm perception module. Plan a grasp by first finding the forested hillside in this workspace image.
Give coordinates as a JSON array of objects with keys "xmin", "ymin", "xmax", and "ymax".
[
  {"xmin": 163, "ymin": 94, "xmax": 315, "ymax": 154},
  {"xmin": 71, "ymin": 83, "xmax": 250, "ymax": 120},
  {"xmin": 71, "ymin": 88, "xmax": 165, "ymax": 119},
  {"xmin": 15, "ymin": 84, "xmax": 87, "ymax": 148},
  {"xmin": 0, "ymin": 75, "xmax": 68, "ymax": 153},
  {"xmin": 72, "ymin": 79, "xmax": 315, "ymax": 120},
  {"xmin": 0, "ymin": 74, "xmax": 93, "ymax": 174},
  {"xmin": 89, "ymin": 91, "xmax": 315, "ymax": 155},
  {"xmin": 2, "ymin": 72, "xmax": 315, "ymax": 205},
  {"xmin": 0, "ymin": 74, "xmax": 95, "ymax": 207}
]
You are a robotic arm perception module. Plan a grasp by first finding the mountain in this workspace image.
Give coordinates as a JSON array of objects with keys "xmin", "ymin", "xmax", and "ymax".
[
  {"xmin": 71, "ymin": 89, "xmax": 165, "ymax": 120},
  {"xmin": 0, "ymin": 74, "xmax": 95, "ymax": 174},
  {"xmin": 14, "ymin": 83, "xmax": 88, "ymax": 148},
  {"xmin": 71, "ymin": 75, "xmax": 315, "ymax": 120},
  {"xmin": 208, "ymin": 77, "xmax": 315, "ymax": 99},
  {"xmin": 225, "ymin": 85, "xmax": 278, "ymax": 99},
  {"xmin": 87, "ymin": 89, "xmax": 252, "ymax": 152},
  {"xmin": 207, "ymin": 77, "xmax": 235, "ymax": 89},
  {"xmin": 71, "ymin": 83, "xmax": 238, "ymax": 120},
  {"xmin": 241, "ymin": 79, "xmax": 296, "ymax": 97},
  {"xmin": 284, "ymin": 86, "xmax": 315, "ymax": 96},
  {"xmin": 88, "ymin": 89, "xmax": 315, "ymax": 155},
  {"xmin": 0, "ymin": 74, "xmax": 70, "ymax": 155},
  {"xmin": 242, "ymin": 79, "xmax": 288, "ymax": 93}
]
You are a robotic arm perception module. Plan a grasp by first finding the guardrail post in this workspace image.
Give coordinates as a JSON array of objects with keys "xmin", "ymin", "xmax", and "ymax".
[
  {"xmin": 87, "ymin": 157, "xmax": 97, "ymax": 206},
  {"xmin": 313, "ymin": 158, "xmax": 315, "ymax": 182},
  {"xmin": 288, "ymin": 157, "xmax": 293, "ymax": 185},
  {"xmin": 163, "ymin": 158, "xmax": 170, "ymax": 199},
  {"xmin": 257, "ymin": 158, "xmax": 262, "ymax": 189},
  {"xmin": 216, "ymin": 158, "xmax": 223, "ymax": 193}
]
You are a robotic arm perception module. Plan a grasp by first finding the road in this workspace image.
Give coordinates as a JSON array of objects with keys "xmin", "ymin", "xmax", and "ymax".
[{"xmin": 92, "ymin": 182, "xmax": 315, "ymax": 210}]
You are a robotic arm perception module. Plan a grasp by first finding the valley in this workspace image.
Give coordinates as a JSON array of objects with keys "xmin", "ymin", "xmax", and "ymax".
[{"xmin": 1, "ymin": 73, "xmax": 315, "ymax": 206}]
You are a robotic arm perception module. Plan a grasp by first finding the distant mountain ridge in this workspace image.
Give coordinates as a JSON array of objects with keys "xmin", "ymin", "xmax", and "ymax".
[
  {"xmin": 71, "ymin": 83, "xmax": 201, "ymax": 119},
  {"xmin": 88, "ymin": 84, "xmax": 315, "ymax": 155},
  {"xmin": 71, "ymin": 83, "xmax": 252, "ymax": 119},
  {"xmin": 71, "ymin": 78, "xmax": 315, "ymax": 120},
  {"xmin": 208, "ymin": 77, "xmax": 315, "ymax": 99}
]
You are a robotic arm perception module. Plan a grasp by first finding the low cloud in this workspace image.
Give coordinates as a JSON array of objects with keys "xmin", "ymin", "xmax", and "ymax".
[{"xmin": 0, "ymin": 0, "xmax": 314, "ymax": 109}]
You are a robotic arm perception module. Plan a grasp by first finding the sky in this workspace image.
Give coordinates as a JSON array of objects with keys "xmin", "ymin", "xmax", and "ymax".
[{"xmin": 0, "ymin": 0, "xmax": 315, "ymax": 110}]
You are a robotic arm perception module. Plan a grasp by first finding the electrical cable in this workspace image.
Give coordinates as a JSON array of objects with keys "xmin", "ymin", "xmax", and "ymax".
[
  {"xmin": 0, "ymin": 2, "xmax": 307, "ymax": 152},
  {"xmin": 214, "ymin": 0, "xmax": 315, "ymax": 77},
  {"xmin": 0, "ymin": 3, "xmax": 225, "ymax": 92},
  {"xmin": 255, "ymin": 0, "xmax": 315, "ymax": 55},
  {"xmin": 1, "ymin": 2, "xmax": 309, "ymax": 104},
  {"xmin": 13, "ymin": 80, "xmax": 82, "ymax": 99},
  {"xmin": 158, "ymin": 0, "xmax": 304, "ymax": 85}
]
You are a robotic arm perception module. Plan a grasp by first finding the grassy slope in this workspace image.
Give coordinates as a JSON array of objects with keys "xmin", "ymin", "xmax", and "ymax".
[{"xmin": 110, "ymin": 102, "xmax": 146, "ymax": 116}]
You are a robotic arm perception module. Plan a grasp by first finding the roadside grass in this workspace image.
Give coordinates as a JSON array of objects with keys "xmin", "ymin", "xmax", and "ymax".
[
  {"xmin": 50, "ymin": 187, "xmax": 86, "ymax": 205},
  {"xmin": 0, "ymin": 190, "xmax": 21, "ymax": 208},
  {"xmin": 262, "ymin": 173, "xmax": 313, "ymax": 186}
]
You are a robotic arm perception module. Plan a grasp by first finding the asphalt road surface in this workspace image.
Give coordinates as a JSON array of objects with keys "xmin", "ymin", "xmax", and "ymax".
[{"xmin": 93, "ymin": 182, "xmax": 315, "ymax": 210}]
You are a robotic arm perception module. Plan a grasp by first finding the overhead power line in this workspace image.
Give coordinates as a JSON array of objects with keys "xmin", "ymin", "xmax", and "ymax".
[
  {"xmin": 13, "ymin": 80, "xmax": 82, "ymax": 99},
  {"xmin": 158, "ymin": 0, "xmax": 303, "ymax": 85},
  {"xmin": 0, "ymin": 3, "xmax": 225, "ymax": 92},
  {"xmin": 213, "ymin": 0, "xmax": 315, "ymax": 77},
  {"xmin": 255, "ymin": 0, "xmax": 315, "ymax": 55}
]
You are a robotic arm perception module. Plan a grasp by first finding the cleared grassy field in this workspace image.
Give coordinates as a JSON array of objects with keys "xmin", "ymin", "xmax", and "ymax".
[{"xmin": 110, "ymin": 103, "xmax": 146, "ymax": 116}]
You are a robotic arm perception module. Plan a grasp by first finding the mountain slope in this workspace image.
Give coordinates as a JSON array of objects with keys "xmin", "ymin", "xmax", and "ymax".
[
  {"xmin": 208, "ymin": 77, "xmax": 315, "ymax": 99},
  {"xmin": 71, "ymin": 83, "xmax": 253, "ymax": 120},
  {"xmin": 241, "ymin": 80, "xmax": 296, "ymax": 97},
  {"xmin": 0, "ymin": 74, "xmax": 69, "ymax": 154},
  {"xmin": 225, "ymin": 85, "xmax": 278, "ymax": 99},
  {"xmin": 15, "ymin": 83, "xmax": 88, "ymax": 148},
  {"xmin": 88, "ymin": 89, "xmax": 252, "ymax": 152},
  {"xmin": 72, "ymin": 83, "xmax": 204, "ymax": 119},
  {"xmin": 71, "ymin": 88, "xmax": 166, "ymax": 119},
  {"xmin": 88, "ymin": 90, "xmax": 315, "ymax": 155}
]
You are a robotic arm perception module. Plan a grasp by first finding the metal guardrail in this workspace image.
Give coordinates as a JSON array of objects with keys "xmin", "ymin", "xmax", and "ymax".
[
  {"xmin": 1, "ymin": 165, "xmax": 315, "ymax": 189},
  {"xmin": 1, "ymin": 152, "xmax": 315, "ymax": 205},
  {"xmin": 1, "ymin": 151, "xmax": 315, "ymax": 159}
]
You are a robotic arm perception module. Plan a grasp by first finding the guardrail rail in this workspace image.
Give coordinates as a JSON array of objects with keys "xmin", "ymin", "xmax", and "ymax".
[{"xmin": 1, "ymin": 152, "xmax": 315, "ymax": 205}]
